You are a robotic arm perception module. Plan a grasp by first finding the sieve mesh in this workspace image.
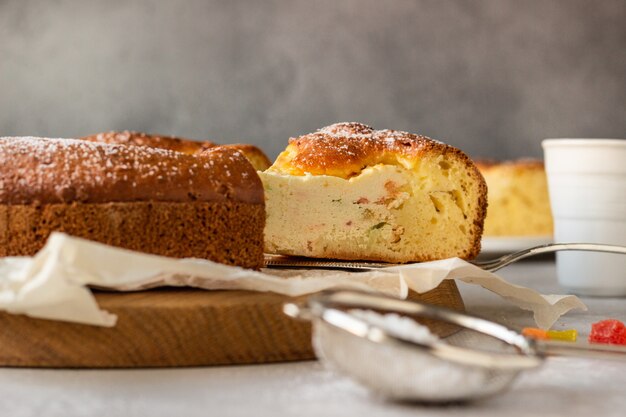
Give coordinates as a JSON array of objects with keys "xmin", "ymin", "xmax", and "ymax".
[{"xmin": 313, "ymin": 316, "xmax": 529, "ymax": 403}]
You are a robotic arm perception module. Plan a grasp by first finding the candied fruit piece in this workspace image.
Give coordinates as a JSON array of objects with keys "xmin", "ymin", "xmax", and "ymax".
[
  {"xmin": 522, "ymin": 328, "xmax": 548, "ymax": 340},
  {"xmin": 589, "ymin": 319, "xmax": 626, "ymax": 345},
  {"xmin": 547, "ymin": 329, "xmax": 577, "ymax": 342},
  {"xmin": 523, "ymin": 327, "xmax": 578, "ymax": 342}
]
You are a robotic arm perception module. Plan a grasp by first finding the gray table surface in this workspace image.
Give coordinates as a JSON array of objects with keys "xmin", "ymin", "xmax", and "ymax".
[{"xmin": 1, "ymin": 261, "xmax": 625, "ymax": 417}]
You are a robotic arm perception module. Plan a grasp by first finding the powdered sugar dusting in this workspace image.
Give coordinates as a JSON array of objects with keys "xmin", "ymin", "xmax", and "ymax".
[
  {"xmin": 317, "ymin": 122, "xmax": 374, "ymax": 138},
  {"xmin": 81, "ymin": 130, "xmax": 215, "ymax": 154},
  {"xmin": 275, "ymin": 122, "xmax": 448, "ymax": 176},
  {"xmin": 349, "ymin": 309, "xmax": 439, "ymax": 344},
  {"xmin": 317, "ymin": 309, "xmax": 491, "ymax": 401},
  {"xmin": 314, "ymin": 122, "xmax": 443, "ymax": 145},
  {"xmin": 0, "ymin": 136, "xmax": 262, "ymax": 204}
]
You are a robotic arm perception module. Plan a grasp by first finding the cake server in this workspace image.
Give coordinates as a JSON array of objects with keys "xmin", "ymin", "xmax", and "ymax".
[
  {"xmin": 284, "ymin": 289, "xmax": 626, "ymax": 403},
  {"xmin": 265, "ymin": 242, "xmax": 626, "ymax": 272}
]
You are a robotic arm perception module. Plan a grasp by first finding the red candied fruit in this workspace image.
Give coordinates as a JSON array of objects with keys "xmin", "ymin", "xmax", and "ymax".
[{"xmin": 588, "ymin": 319, "xmax": 626, "ymax": 345}]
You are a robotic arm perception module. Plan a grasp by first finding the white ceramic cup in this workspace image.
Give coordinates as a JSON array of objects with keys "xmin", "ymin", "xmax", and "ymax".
[{"xmin": 542, "ymin": 139, "xmax": 626, "ymax": 296}]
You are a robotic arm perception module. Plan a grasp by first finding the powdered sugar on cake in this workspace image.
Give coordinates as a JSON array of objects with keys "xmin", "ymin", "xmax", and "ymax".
[
  {"xmin": 271, "ymin": 122, "xmax": 450, "ymax": 178},
  {"xmin": 0, "ymin": 136, "xmax": 262, "ymax": 204}
]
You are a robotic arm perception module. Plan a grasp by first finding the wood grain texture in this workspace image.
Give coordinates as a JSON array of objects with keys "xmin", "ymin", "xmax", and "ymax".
[{"xmin": 0, "ymin": 282, "xmax": 464, "ymax": 368}]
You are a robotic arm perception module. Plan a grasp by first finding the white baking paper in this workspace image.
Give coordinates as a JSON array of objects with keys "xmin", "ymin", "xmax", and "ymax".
[
  {"xmin": 0, "ymin": 232, "xmax": 586, "ymax": 328},
  {"xmin": 387, "ymin": 259, "xmax": 588, "ymax": 329}
]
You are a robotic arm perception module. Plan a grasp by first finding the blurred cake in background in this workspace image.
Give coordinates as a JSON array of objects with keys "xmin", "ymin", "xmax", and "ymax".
[{"xmin": 476, "ymin": 159, "xmax": 553, "ymax": 237}]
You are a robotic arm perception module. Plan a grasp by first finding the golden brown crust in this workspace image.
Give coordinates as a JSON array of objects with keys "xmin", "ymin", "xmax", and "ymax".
[
  {"xmin": 470, "ymin": 180, "xmax": 488, "ymax": 260},
  {"xmin": 0, "ymin": 201, "xmax": 264, "ymax": 269},
  {"xmin": 82, "ymin": 131, "xmax": 271, "ymax": 171},
  {"xmin": 269, "ymin": 122, "xmax": 478, "ymax": 179},
  {"xmin": 0, "ymin": 137, "xmax": 263, "ymax": 205},
  {"xmin": 81, "ymin": 131, "xmax": 215, "ymax": 154},
  {"xmin": 222, "ymin": 144, "xmax": 272, "ymax": 171}
]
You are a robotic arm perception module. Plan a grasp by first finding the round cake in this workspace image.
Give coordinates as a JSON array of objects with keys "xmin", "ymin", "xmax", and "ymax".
[
  {"xmin": 475, "ymin": 159, "xmax": 553, "ymax": 237},
  {"xmin": 0, "ymin": 136, "xmax": 265, "ymax": 269}
]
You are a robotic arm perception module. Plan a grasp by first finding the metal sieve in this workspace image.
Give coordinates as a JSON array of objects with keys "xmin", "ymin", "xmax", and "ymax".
[{"xmin": 284, "ymin": 290, "xmax": 626, "ymax": 403}]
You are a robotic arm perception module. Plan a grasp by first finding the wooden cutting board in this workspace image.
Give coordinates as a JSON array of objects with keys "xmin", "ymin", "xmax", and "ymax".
[{"xmin": 0, "ymin": 282, "xmax": 464, "ymax": 368}]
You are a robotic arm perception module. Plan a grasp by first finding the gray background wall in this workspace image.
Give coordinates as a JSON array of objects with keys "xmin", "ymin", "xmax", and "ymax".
[{"xmin": 1, "ymin": 0, "xmax": 625, "ymax": 160}]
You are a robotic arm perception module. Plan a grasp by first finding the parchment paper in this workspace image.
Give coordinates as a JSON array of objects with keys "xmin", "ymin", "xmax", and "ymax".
[{"xmin": 0, "ymin": 233, "xmax": 586, "ymax": 328}]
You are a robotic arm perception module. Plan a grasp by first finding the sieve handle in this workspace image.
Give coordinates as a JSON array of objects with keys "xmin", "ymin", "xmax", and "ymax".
[{"xmin": 539, "ymin": 340, "xmax": 626, "ymax": 361}]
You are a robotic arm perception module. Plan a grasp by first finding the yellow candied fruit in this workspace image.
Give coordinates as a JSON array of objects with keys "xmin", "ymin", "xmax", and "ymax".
[
  {"xmin": 547, "ymin": 329, "xmax": 578, "ymax": 342},
  {"xmin": 522, "ymin": 327, "xmax": 578, "ymax": 342}
]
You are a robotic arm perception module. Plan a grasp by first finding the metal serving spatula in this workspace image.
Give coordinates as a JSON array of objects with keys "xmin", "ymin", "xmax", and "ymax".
[{"xmin": 264, "ymin": 242, "xmax": 626, "ymax": 273}]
